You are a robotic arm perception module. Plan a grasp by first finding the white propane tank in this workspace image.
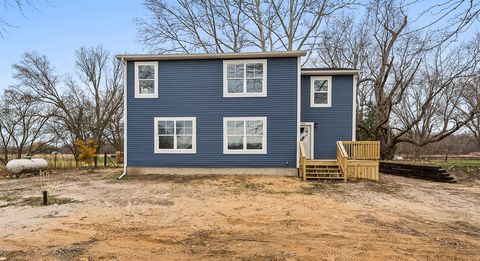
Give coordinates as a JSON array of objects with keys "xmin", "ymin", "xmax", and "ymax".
[{"xmin": 6, "ymin": 158, "xmax": 48, "ymax": 175}]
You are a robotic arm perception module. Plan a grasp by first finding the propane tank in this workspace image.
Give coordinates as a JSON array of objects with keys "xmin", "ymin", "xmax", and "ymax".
[{"xmin": 6, "ymin": 158, "xmax": 48, "ymax": 175}]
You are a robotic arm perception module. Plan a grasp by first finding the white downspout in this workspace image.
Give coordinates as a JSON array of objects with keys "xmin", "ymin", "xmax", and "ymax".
[{"xmin": 118, "ymin": 57, "xmax": 128, "ymax": 179}]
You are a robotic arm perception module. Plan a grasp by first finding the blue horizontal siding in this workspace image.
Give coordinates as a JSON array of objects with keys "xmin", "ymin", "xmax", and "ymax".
[
  {"xmin": 301, "ymin": 75, "xmax": 354, "ymax": 159},
  {"xmin": 127, "ymin": 58, "xmax": 298, "ymax": 168}
]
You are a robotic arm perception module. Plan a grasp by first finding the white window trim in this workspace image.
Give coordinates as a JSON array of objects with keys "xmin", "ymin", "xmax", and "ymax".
[
  {"xmin": 310, "ymin": 76, "xmax": 332, "ymax": 107},
  {"xmin": 135, "ymin": 61, "xmax": 158, "ymax": 98},
  {"xmin": 154, "ymin": 117, "xmax": 196, "ymax": 154},
  {"xmin": 223, "ymin": 59, "xmax": 267, "ymax": 97},
  {"xmin": 223, "ymin": 117, "xmax": 267, "ymax": 154}
]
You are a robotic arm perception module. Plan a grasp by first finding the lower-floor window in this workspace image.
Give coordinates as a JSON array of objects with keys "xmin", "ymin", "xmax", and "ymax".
[
  {"xmin": 223, "ymin": 117, "xmax": 267, "ymax": 154},
  {"xmin": 154, "ymin": 117, "xmax": 196, "ymax": 153}
]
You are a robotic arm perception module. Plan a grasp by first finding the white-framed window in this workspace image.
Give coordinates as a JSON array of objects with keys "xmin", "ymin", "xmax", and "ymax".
[
  {"xmin": 310, "ymin": 76, "xmax": 332, "ymax": 107},
  {"xmin": 223, "ymin": 60, "xmax": 267, "ymax": 97},
  {"xmin": 135, "ymin": 61, "xmax": 158, "ymax": 98},
  {"xmin": 154, "ymin": 117, "xmax": 196, "ymax": 153},
  {"xmin": 223, "ymin": 117, "xmax": 267, "ymax": 154}
]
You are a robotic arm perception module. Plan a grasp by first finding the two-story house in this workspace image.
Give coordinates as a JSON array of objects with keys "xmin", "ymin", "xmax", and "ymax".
[{"xmin": 116, "ymin": 51, "xmax": 370, "ymax": 179}]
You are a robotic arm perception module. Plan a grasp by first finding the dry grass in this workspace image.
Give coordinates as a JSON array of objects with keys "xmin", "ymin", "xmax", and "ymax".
[
  {"xmin": 19, "ymin": 195, "xmax": 78, "ymax": 207},
  {"xmin": 0, "ymin": 154, "xmax": 123, "ymax": 175}
]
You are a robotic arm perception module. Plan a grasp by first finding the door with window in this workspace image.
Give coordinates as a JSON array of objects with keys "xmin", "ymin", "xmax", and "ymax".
[{"xmin": 300, "ymin": 123, "xmax": 313, "ymax": 159}]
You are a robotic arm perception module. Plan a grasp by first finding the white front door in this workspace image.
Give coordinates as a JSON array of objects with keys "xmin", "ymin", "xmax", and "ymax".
[{"xmin": 300, "ymin": 123, "xmax": 314, "ymax": 159}]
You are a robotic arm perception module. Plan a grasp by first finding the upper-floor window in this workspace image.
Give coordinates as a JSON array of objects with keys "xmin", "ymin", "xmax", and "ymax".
[
  {"xmin": 135, "ymin": 62, "xmax": 158, "ymax": 98},
  {"xmin": 223, "ymin": 60, "xmax": 267, "ymax": 97},
  {"xmin": 223, "ymin": 117, "xmax": 267, "ymax": 154},
  {"xmin": 310, "ymin": 76, "xmax": 331, "ymax": 107},
  {"xmin": 154, "ymin": 117, "xmax": 196, "ymax": 153}
]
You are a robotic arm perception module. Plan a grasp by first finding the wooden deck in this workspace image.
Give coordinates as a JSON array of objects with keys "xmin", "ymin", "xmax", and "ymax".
[{"xmin": 299, "ymin": 141, "xmax": 380, "ymax": 181}]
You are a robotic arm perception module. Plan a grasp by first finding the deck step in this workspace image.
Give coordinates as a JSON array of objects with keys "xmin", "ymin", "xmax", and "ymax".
[
  {"xmin": 305, "ymin": 160, "xmax": 339, "ymax": 166},
  {"xmin": 305, "ymin": 171, "xmax": 342, "ymax": 174},
  {"xmin": 306, "ymin": 167, "xmax": 340, "ymax": 170},
  {"xmin": 301, "ymin": 159, "xmax": 345, "ymax": 181},
  {"xmin": 306, "ymin": 170, "xmax": 341, "ymax": 172},
  {"xmin": 306, "ymin": 176, "xmax": 344, "ymax": 180},
  {"xmin": 306, "ymin": 174, "xmax": 342, "ymax": 177}
]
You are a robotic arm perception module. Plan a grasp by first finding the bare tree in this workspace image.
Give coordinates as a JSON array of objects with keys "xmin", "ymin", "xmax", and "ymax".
[
  {"xmin": 75, "ymin": 46, "xmax": 124, "ymax": 156},
  {"xmin": 0, "ymin": 0, "xmax": 46, "ymax": 37},
  {"xmin": 12, "ymin": 54, "xmax": 90, "ymax": 165},
  {"xmin": 105, "ymin": 102, "xmax": 124, "ymax": 152},
  {"xmin": 12, "ymin": 47, "xmax": 124, "ymax": 166},
  {"xmin": 135, "ymin": 0, "xmax": 356, "ymax": 53},
  {"xmin": 314, "ymin": 0, "xmax": 480, "ymax": 159},
  {"xmin": 0, "ymin": 88, "xmax": 52, "ymax": 164},
  {"xmin": 416, "ymin": 0, "xmax": 480, "ymax": 43},
  {"xmin": 465, "ymin": 76, "xmax": 480, "ymax": 150}
]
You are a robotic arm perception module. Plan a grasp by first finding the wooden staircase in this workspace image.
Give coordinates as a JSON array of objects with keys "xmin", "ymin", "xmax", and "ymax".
[
  {"xmin": 299, "ymin": 141, "xmax": 380, "ymax": 182},
  {"xmin": 304, "ymin": 160, "xmax": 344, "ymax": 180}
]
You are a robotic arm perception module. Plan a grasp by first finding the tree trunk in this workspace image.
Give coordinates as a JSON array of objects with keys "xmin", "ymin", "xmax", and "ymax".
[
  {"xmin": 381, "ymin": 143, "xmax": 396, "ymax": 160},
  {"xmin": 377, "ymin": 124, "xmax": 395, "ymax": 160}
]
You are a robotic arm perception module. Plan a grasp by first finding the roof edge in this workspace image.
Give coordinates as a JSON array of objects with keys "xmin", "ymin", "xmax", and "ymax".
[
  {"xmin": 116, "ymin": 51, "xmax": 307, "ymax": 61},
  {"xmin": 301, "ymin": 69, "xmax": 360, "ymax": 76}
]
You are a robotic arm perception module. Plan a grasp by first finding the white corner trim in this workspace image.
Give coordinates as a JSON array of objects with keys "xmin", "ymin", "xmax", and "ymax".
[
  {"xmin": 223, "ymin": 59, "xmax": 267, "ymax": 97},
  {"xmin": 310, "ymin": 76, "xmax": 332, "ymax": 108},
  {"xmin": 154, "ymin": 117, "xmax": 197, "ymax": 154},
  {"xmin": 135, "ymin": 61, "xmax": 158, "ymax": 98},
  {"xmin": 296, "ymin": 57, "xmax": 301, "ymax": 168},
  {"xmin": 223, "ymin": 117, "xmax": 267, "ymax": 154},
  {"xmin": 352, "ymin": 75, "xmax": 357, "ymax": 141}
]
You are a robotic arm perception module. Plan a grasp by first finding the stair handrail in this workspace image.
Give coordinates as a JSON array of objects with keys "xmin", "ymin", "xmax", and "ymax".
[
  {"xmin": 336, "ymin": 141, "xmax": 349, "ymax": 182},
  {"xmin": 299, "ymin": 141, "xmax": 307, "ymax": 181}
]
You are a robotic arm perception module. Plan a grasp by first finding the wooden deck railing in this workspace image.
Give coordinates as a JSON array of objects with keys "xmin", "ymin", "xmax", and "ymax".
[
  {"xmin": 341, "ymin": 141, "xmax": 380, "ymax": 160},
  {"xmin": 338, "ymin": 141, "xmax": 380, "ymax": 181},
  {"xmin": 299, "ymin": 142, "xmax": 307, "ymax": 181},
  {"xmin": 336, "ymin": 141, "xmax": 348, "ymax": 182}
]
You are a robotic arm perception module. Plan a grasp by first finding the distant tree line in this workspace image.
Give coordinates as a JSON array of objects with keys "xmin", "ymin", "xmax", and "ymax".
[
  {"xmin": 0, "ymin": 46, "xmax": 123, "ymax": 166},
  {"xmin": 397, "ymin": 133, "xmax": 480, "ymax": 159}
]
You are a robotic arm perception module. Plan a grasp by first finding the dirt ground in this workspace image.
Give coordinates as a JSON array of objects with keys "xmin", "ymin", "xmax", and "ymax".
[{"xmin": 0, "ymin": 169, "xmax": 479, "ymax": 261}]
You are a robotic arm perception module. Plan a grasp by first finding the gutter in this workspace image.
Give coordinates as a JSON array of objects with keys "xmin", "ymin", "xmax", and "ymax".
[
  {"xmin": 115, "ymin": 50, "xmax": 307, "ymax": 61},
  {"xmin": 301, "ymin": 69, "xmax": 361, "ymax": 76}
]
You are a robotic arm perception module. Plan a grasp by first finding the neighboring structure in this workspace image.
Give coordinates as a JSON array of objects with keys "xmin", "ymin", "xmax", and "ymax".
[{"xmin": 116, "ymin": 51, "xmax": 378, "ymax": 179}]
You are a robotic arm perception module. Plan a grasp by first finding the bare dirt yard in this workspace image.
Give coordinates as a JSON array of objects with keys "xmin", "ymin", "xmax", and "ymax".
[{"xmin": 0, "ymin": 169, "xmax": 479, "ymax": 261}]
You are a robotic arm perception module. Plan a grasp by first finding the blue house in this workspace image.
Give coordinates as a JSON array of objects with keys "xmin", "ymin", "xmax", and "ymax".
[{"xmin": 116, "ymin": 51, "xmax": 365, "ymax": 178}]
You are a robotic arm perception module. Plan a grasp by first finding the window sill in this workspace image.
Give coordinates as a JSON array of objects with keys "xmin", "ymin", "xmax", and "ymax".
[
  {"xmin": 135, "ymin": 93, "xmax": 158, "ymax": 99},
  {"xmin": 223, "ymin": 150, "xmax": 267, "ymax": 155},
  {"xmin": 223, "ymin": 93, "xmax": 267, "ymax": 98},
  {"xmin": 154, "ymin": 149, "xmax": 196, "ymax": 154},
  {"xmin": 310, "ymin": 103, "xmax": 331, "ymax": 108}
]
